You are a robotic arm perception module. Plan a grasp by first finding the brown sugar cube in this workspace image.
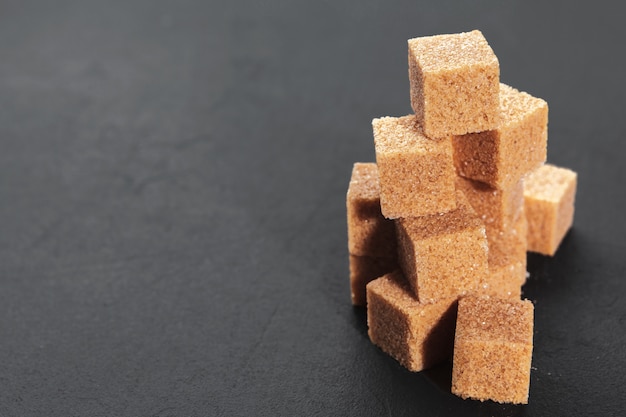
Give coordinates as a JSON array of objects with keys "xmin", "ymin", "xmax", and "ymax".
[
  {"xmin": 373, "ymin": 115, "xmax": 456, "ymax": 219},
  {"xmin": 453, "ymin": 83, "xmax": 548, "ymax": 190},
  {"xmin": 456, "ymin": 176, "xmax": 523, "ymax": 231},
  {"xmin": 479, "ymin": 262, "xmax": 526, "ymax": 300},
  {"xmin": 395, "ymin": 191, "xmax": 488, "ymax": 303},
  {"xmin": 524, "ymin": 164, "xmax": 577, "ymax": 256},
  {"xmin": 349, "ymin": 254, "xmax": 397, "ymax": 306},
  {"xmin": 477, "ymin": 209, "xmax": 527, "ymax": 299},
  {"xmin": 452, "ymin": 296, "xmax": 534, "ymax": 404},
  {"xmin": 408, "ymin": 30, "xmax": 500, "ymax": 138},
  {"xmin": 366, "ymin": 270, "xmax": 458, "ymax": 371},
  {"xmin": 347, "ymin": 162, "xmax": 397, "ymax": 258},
  {"xmin": 458, "ymin": 174, "xmax": 526, "ymax": 297},
  {"xmin": 485, "ymin": 206, "xmax": 528, "ymax": 268}
]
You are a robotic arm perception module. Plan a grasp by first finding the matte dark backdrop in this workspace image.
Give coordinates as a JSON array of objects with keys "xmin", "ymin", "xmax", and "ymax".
[{"xmin": 0, "ymin": 1, "xmax": 624, "ymax": 416}]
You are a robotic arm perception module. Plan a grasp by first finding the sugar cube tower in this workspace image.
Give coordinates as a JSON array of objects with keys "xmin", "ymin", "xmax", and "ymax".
[{"xmin": 345, "ymin": 30, "xmax": 578, "ymax": 404}]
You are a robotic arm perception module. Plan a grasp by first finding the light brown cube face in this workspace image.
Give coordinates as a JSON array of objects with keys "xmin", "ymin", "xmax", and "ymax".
[
  {"xmin": 395, "ymin": 192, "xmax": 488, "ymax": 304},
  {"xmin": 373, "ymin": 115, "xmax": 456, "ymax": 219},
  {"xmin": 346, "ymin": 163, "xmax": 397, "ymax": 258},
  {"xmin": 408, "ymin": 30, "xmax": 500, "ymax": 138},
  {"xmin": 453, "ymin": 83, "xmax": 548, "ymax": 190},
  {"xmin": 479, "ymin": 262, "xmax": 526, "ymax": 300},
  {"xmin": 366, "ymin": 271, "xmax": 458, "ymax": 371},
  {"xmin": 486, "ymin": 207, "xmax": 528, "ymax": 268},
  {"xmin": 475, "ymin": 207, "xmax": 527, "ymax": 300},
  {"xmin": 452, "ymin": 296, "xmax": 534, "ymax": 404},
  {"xmin": 524, "ymin": 164, "xmax": 577, "ymax": 256},
  {"xmin": 456, "ymin": 176, "xmax": 524, "ymax": 231},
  {"xmin": 456, "ymin": 177, "xmax": 524, "ymax": 230},
  {"xmin": 349, "ymin": 254, "xmax": 397, "ymax": 306}
]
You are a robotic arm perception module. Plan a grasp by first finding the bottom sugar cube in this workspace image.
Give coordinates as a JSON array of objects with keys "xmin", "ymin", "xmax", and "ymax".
[
  {"xmin": 366, "ymin": 271, "xmax": 457, "ymax": 372},
  {"xmin": 452, "ymin": 296, "xmax": 534, "ymax": 404}
]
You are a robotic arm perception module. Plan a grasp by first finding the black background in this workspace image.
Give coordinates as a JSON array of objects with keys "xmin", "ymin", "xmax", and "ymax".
[{"xmin": 1, "ymin": 1, "xmax": 624, "ymax": 415}]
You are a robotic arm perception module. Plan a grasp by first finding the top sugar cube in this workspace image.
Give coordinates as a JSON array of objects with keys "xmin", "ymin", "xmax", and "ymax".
[{"xmin": 408, "ymin": 30, "xmax": 500, "ymax": 138}]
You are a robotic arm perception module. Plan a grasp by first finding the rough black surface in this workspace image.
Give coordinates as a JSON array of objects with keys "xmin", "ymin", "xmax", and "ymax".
[{"xmin": 0, "ymin": 1, "xmax": 624, "ymax": 415}]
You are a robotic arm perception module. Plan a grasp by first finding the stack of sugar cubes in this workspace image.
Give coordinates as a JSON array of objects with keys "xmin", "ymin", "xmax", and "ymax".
[{"xmin": 346, "ymin": 30, "xmax": 577, "ymax": 404}]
